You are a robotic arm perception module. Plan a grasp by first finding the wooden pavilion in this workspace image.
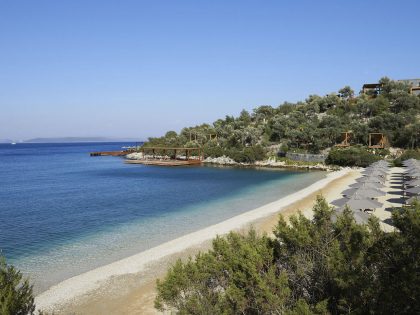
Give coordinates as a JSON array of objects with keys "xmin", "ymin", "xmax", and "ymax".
[
  {"xmin": 368, "ymin": 133, "xmax": 388, "ymax": 149},
  {"xmin": 335, "ymin": 131, "xmax": 352, "ymax": 147}
]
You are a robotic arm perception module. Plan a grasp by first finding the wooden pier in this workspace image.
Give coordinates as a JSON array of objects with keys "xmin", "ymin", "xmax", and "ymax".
[
  {"xmin": 125, "ymin": 159, "xmax": 202, "ymax": 166},
  {"xmin": 90, "ymin": 150, "xmax": 134, "ymax": 156}
]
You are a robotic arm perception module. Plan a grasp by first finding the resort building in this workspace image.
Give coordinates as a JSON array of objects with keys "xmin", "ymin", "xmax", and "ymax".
[
  {"xmin": 361, "ymin": 78, "xmax": 420, "ymax": 96},
  {"xmin": 361, "ymin": 83, "xmax": 382, "ymax": 96},
  {"xmin": 398, "ymin": 78, "xmax": 420, "ymax": 96}
]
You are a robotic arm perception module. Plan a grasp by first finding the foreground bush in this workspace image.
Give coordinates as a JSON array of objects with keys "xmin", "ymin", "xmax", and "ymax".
[
  {"xmin": 326, "ymin": 146, "xmax": 380, "ymax": 167},
  {"xmin": 0, "ymin": 257, "xmax": 36, "ymax": 315},
  {"xmin": 155, "ymin": 197, "xmax": 420, "ymax": 314}
]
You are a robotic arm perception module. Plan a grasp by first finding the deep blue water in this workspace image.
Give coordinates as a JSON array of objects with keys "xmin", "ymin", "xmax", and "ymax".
[{"xmin": 0, "ymin": 142, "xmax": 325, "ymax": 291}]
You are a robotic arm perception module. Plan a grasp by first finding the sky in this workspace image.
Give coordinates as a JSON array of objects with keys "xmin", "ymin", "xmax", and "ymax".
[{"xmin": 0, "ymin": 0, "xmax": 419, "ymax": 141}]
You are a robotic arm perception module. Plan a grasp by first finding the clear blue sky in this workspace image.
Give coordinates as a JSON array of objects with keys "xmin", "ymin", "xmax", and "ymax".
[{"xmin": 1, "ymin": 0, "xmax": 419, "ymax": 140}]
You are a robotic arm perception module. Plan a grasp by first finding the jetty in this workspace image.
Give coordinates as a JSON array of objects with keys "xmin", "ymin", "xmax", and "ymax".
[
  {"xmin": 90, "ymin": 150, "xmax": 134, "ymax": 156},
  {"xmin": 125, "ymin": 147, "xmax": 204, "ymax": 166}
]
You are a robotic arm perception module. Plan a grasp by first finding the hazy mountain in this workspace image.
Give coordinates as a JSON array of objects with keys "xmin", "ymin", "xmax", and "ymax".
[{"xmin": 0, "ymin": 139, "xmax": 13, "ymax": 143}]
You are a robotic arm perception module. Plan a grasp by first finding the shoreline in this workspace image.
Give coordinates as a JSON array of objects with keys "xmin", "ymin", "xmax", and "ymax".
[{"xmin": 35, "ymin": 168, "xmax": 356, "ymax": 313}]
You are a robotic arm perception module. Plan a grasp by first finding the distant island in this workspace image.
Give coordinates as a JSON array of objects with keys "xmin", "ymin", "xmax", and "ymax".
[{"xmin": 22, "ymin": 137, "xmax": 141, "ymax": 143}]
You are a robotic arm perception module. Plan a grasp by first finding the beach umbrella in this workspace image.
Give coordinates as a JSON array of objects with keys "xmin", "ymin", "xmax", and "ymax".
[
  {"xmin": 349, "ymin": 182, "xmax": 385, "ymax": 189},
  {"xmin": 406, "ymin": 187, "xmax": 420, "ymax": 194},
  {"xmin": 363, "ymin": 166, "xmax": 389, "ymax": 173},
  {"xmin": 405, "ymin": 173, "xmax": 420, "ymax": 179},
  {"xmin": 407, "ymin": 168, "xmax": 420, "ymax": 172},
  {"xmin": 356, "ymin": 177, "xmax": 384, "ymax": 184},
  {"xmin": 332, "ymin": 207, "xmax": 371, "ymax": 224},
  {"xmin": 362, "ymin": 171, "xmax": 387, "ymax": 178},
  {"xmin": 339, "ymin": 197, "xmax": 383, "ymax": 211},
  {"xmin": 365, "ymin": 164, "xmax": 389, "ymax": 169},
  {"xmin": 403, "ymin": 159, "xmax": 419, "ymax": 166},
  {"xmin": 405, "ymin": 179, "xmax": 420, "ymax": 186},
  {"xmin": 342, "ymin": 188, "xmax": 385, "ymax": 198},
  {"xmin": 331, "ymin": 197, "xmax": 349, "ymax": 207},
  {"xmin": 331, "ymin": 196, "xmax": 383, "ymax": 210},
  {"xmin": 363, "ymin": 167, "xmax": 388, "ymax": 173},
  {"xmin": 406, "ymin": 196, "xmax": 420, "ymax": 204},
  {"xmin": 406, "ymin": 167, "xmax": 420, "ymax": 172}
]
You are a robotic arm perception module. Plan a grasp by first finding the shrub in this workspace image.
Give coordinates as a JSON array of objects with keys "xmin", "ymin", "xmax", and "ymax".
[
  {"xmin": 203, "ymin": 145, "xmax": 225, "ymax": 158},
  {"xmin": 0, "ymin": 256, "xmax": 36, "ymax": 315},
  {"xmin": 326, "ymin": 146, "xmax": 380, "ymax": 167},
  {"xmin": 226, "ymin": 145, "xmax": 266, "ymax": 163},
  {"xmin": 155, "ymin": 198, "xmax": 420, "ymax": 315}
]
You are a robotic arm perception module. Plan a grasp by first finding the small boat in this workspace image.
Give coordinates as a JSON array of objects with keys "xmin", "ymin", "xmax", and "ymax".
[{"xmin": 11, "ymin": 142, "xmax": 16, "ymax": 145}]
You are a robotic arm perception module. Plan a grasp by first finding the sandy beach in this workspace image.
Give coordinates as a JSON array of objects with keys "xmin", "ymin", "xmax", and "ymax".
[{"xmin": 35, "ymin": 168, "xmax": 361, "ymax": 314}]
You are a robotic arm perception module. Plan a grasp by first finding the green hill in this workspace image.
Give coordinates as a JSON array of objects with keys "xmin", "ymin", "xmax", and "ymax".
[{"xmin": 143, "ymin": 77, "xmax": 420, "ymax": 164}]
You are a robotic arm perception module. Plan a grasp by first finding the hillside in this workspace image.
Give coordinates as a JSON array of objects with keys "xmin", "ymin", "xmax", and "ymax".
[{"xmin": 143, "ymin": 77, "xmax": 420, "ymax": 164}]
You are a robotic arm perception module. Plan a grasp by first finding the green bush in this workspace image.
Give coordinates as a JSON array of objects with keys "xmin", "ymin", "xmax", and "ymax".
[
  {"xmin": 155, "ymin": 198, "xmax": 420, "ymax": 314},
  {"xmin": 326, "ymin": 146, "xmax": 381, "ymax": 167},
  {"xmin": 0, "ymin": 256, "xmax": 36, "ymax": 315},
  {"xmin": 203, "ymin": 145, "xmax": 225, "ymax": 158},
  {"xmin": 226, "ymin": 145, "xmax": 266, "ymax": 163}
]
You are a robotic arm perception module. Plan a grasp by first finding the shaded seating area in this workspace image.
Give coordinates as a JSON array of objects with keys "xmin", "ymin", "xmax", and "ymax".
[
  {"xmin": 402, "ymin": 159, "xmax": 420, "ymax": 204},
  {"xmin": 331, "ymin": 160, "xmax": 389, "ymax": 223}
]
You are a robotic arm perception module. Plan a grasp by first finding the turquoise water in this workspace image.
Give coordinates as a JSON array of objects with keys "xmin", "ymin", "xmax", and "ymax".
[{"xmin": 0, "ymin": 142, "xmax": 325, "ymax": 292}]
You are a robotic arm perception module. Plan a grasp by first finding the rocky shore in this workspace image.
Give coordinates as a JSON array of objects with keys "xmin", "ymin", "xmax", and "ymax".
[
  {"xmin": 126, "ymin": 153, "xmax": 337, "ymax": 171},
  {"xmin": 204, "ymin": 156, "xmax": 337, "ymax": 171}
]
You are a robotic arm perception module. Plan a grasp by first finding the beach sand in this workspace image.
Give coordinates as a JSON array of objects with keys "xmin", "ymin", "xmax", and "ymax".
[{"xmin": 35, "ymin": 168, "xmax": 361, "ymax": 314}]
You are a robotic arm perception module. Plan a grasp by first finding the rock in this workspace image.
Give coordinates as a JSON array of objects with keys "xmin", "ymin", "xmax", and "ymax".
[
  {"xmin": 126, "ymin": 152, "xmax": 144, "ymax": 160},
  {"xmin": 204, "ymin": 156, "xmax": 238, "ymax": 165}
]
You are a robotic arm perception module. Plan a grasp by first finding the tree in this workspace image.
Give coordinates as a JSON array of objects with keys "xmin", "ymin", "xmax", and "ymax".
[
  {"xmin": 238, "ymin": 109, "xmax": 252, "ymax": 126},
  {"xmin": 0, "ymin": 256, "xmax": 36, "ymax": 315},
  {"xmin": 155, "ymin": 198, "xmax": 420, "ymax": 314},
  {"xmin": 338, "ymin": 86, "xmax": 354, "ymax": 99}
]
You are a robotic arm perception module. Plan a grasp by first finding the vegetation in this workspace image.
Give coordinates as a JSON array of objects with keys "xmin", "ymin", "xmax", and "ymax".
[
  {"xmin": 155, "ymin": 197, "xmax": 420, "ymax": 314},
  {"xmin": 326, "ymin": 146, "xmax": 381, "ymax": 167},
  {"xmin": 142, "ymin": 77, "xmax": 420, "ymax": 164},
  {"xmin": 0, "ymin": 256, "xmax": 36, "ymax": 315}
]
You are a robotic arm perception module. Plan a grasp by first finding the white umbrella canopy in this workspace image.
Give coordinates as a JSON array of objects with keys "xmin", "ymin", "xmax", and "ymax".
[
  {"xmin": 363, "ymin": 167, "xmax": 388, "ymax": 173},
  {"xmin": 406, "ymin": 168, "xmax": 420, "ymax": 173},
  {"xmin": 407, "ymin": 165, "xmax": 420, "ymax": 172},
  {"xmin": 333, "ymin": 207, "xmax": 371, "ymax": 224},
  {"xmin": 331, "ymin": 196, "xmax": 383, "ymax": 210},
  {"xmin": 342, "ymin": 188, "xmax": 385, "ymax": 198},
  {"xmin": 405, "ymin": 179, "xmax": 420, "ymax": 186},
  {"xmin": 406, "ymin": 187, "xmax": 420, "ymax": 194},
  {"xmin": 350, "ymin": 182, "xmax": 385, "ymax": 189},
  {"xmin": 343, "ymin": 197, "xmax": 382, "ymax": 211},
  {"xmin": 403, "ymin": 159, "xmax": 420, "ymax": 166},
  {"xmin": 372, "ymin": 160, "xmax": 390, "ymax": 166},
  {"xmin": 362, "ymin": 171, "xmax": 387, "ymax": 178},
  {"xmin": 406, "ymin": 195, "xmax": 420, "ymax": 204},
  {"xmin": 405, "ymin": 173, "xmax": 420, "ymax": 179},
  {"xmin": 356, "ymin": 177, "xmax": 385, "ymax": 184}
]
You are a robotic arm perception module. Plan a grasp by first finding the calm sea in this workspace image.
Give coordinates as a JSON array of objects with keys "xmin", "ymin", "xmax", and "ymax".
[{"xmin": 0, "ymin": 142, "xmax": 325, "ymax": 292}]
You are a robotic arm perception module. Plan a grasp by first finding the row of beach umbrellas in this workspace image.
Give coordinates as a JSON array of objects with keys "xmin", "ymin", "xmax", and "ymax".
[
  {"xmin": 331, "ymin": 160, "xmax": 389, "ymax": 223},
  {"xmin": 403, "ymin": 159, "xmax": 420, "ymax": 204}
]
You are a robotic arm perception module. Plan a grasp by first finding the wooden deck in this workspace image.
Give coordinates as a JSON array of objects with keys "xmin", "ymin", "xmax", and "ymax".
[
  {"xmin": 125, "ymin": 159, "xmax": 202, "ymax": 166},
  {"xmin": 90, "ymin": 150, "xmax": 133, "ymax": 156}
]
